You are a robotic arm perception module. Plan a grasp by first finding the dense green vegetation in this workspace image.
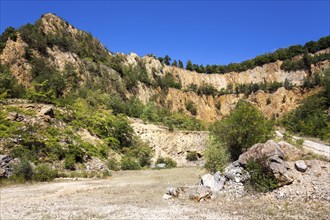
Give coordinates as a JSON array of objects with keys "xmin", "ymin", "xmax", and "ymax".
[
  {"xmin": 282, "ymin": 68, "xmax": 330, "ymax": 141},
  {"xmin": 209, "ymin": 101, "xmax": 273, "ymax": 160},
  {"xmin": 245, "ymin": 157, "xmax": 278, "ymax": 192},
  {"xmin": 204, "ymin": 137, "xmax": 230, "ymax": 172}
]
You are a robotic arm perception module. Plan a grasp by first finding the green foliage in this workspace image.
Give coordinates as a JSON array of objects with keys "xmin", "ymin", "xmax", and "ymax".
[
  {"xmin": 64, "ymin": 155, "xmax": 76, "ymax": 170},
  {"xmin": 282, "ymin": 69, "xmax": 329, "ymax": 141},
  {"xmin": 281, "ymin": 53, "xmax": 330, "ymax": 72},
  {"xmin": 245, "ymin": 158, "xmax": 278, "ymax": 192},
  {"xmin": 156, "ymin": 72, "xmax": 182, "ymax": 89},
  {"xmin": 185, "ymin": 100, "xmax": 197, "ymax": 115},
  {"xmin": 18, "ymin": 23, "xmax": 47, "ymax": 55},
  {"xmin": 0, "ymin": 26, "xmax": 17, "ymax": 53},
  {"xmin": 176, "ymin": 36, "xmax": 329, "ymax": 74},
  {"xmin": 204, "ymin": 137, "xmax": 230, "ymax": 172},
  {"xmin": 107, "ymin": 159, "xmax": 120, "ymax": 171},
  {"xmin": 282, "ymin": 94, "xmax": 329, "ymax": 141},
  {"xmin": 0, "ymin": 64, "xmax": 25, "ymax": 99},
  {"xmin": 11, "ymin": 158, "xmax": 34, "ymax": 181},
  {"xmin": 197, "ymin": 83, "xmax": 218, "ymax": 96},
  {"xmin": 156, "ymin": 157, "xmax": 177, "ymax": 168},
  {"xmin": 120, "ymin": 156, "xmax": 141, "ymax": 170},
  {"xmin": 211, "ymin": 101, "xmax": 273, "ymax": 160},
  {"xmin": 33, "ymin": 164, "xmax": 57, "ymax": 182},
  {"xmin": 186, "ymin": 151, "xmax": 198, "ymax": 161}
]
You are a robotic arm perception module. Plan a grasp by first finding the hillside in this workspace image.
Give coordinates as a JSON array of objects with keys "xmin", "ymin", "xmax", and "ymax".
[{"xmin": 0, "ymin": 13, "xmax": 329, "ymax": 177}]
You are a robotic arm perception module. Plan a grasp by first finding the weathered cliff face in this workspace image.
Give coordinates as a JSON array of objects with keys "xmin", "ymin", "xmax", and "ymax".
[
  {"xmin": 135, "ymin": 83, "xmax": 320, "ymax": 122},
  {"xmin": 1, "ymin": 13, "xmax": 329, "ymax": 124},
  {"xmin": 130, "ymin": 118, "xmax": 207, "ymax": 166},
  {"xmin": 0, "ymin": 36, "xmax": 32, "ymax": 85}
]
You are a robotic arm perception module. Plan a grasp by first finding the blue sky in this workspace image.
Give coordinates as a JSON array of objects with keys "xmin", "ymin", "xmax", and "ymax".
[{"xmin": 1, "ymin": 0, "xmax": 329, "ymax": 65}]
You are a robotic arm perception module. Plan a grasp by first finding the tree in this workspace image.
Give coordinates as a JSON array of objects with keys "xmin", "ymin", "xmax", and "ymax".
[
  {"xmin": 211, "ymin": 101, "xmax": 273, "ymax": 160},
  {"xmin": 178, "ymin": 60, "xmax": 184, "ymax": 68},
  {"xmin": 164, "ymin": 55, "xmax": 171, "ymax": 65},
  {"xmin": 172, "ymin": 60, "xmax": 178, "ymax": 67},
  {"xmin": 186, "ymin": 60, "xmax": 193, "ymax": 71},
  {"xmin": 0, "ymin": 26, "xmax": 17, "ymax": 53}
]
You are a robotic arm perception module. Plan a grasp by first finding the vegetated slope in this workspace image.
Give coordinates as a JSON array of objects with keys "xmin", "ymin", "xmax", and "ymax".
[
  {"xmin": 1, "ymin": 13, "xmax": 329, "ymax": 122},
  {"xmin": 0, "ymin": 13, "xmax": 329, "ymax": 174}
]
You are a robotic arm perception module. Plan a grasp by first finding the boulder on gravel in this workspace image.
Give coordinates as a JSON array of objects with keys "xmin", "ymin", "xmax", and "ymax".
[
  {"xmin": 224, "ymin": 161, "xmax": 250, "ymax": 183},
  {"xmin": 200, "ymin": 171, "xmax": 225, "ymax": 191},
  {"xmin": 238, "ymin": 140, "xmax": 285, "ymax": 166},
  {"xmin": 295, "ymin": 160, "xmax": 308, "ymax": 172},
  {"xmin": 238, "ymin": 140, "xmax": 293, "ymax": 186}
]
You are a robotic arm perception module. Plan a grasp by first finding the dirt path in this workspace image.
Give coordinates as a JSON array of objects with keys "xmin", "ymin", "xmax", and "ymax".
[
  {"xmin": 0, "ymin": 168, "xmax": 231, "ymax": 219},
  {"xmin": 1, "ymin": 166, "xmax": 329, "ymax": 219},
  {"xmin": 275, "ymin": 131, "xmax": 330, "ymax": 159}
]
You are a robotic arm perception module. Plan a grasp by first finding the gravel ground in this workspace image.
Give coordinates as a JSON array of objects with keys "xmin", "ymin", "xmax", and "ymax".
[{"xmin": 1, "ymin": 165, "xmax": 329, "ymax": 219}]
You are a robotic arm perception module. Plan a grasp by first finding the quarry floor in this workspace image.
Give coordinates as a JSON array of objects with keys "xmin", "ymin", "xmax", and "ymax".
[{"xmin": 1, "ymin": 167, "xmax": 329, "ymax": 220}]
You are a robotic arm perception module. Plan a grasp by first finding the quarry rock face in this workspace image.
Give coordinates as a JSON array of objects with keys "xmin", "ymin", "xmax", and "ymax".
[{"xmin": 1, "ymin": 13, "xmax": 328, "ymax": 123}]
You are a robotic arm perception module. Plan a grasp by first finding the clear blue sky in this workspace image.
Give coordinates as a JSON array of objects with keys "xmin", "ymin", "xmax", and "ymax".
[{"xmin": 1, "ymin": 0, "xmax": 329, "ymax": 65}]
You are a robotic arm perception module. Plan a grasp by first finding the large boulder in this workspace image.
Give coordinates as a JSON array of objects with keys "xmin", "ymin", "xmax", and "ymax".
[
  {"xmin": 200, "ymin": 171, "xmax": 226, "ymax": 192},
  {"xmin": 277, "ymin": 141, "xmax": 303, "ymax": 161},
  {"xmin": 238, "ymin": 140, "xmax": 285, "ymax": 166},
  {"xmin": 238, "ymin": 140, "xmax": 293, "ymax": 186},
  {"xmin": 224, "ymin": 161, "xmax": 250, "ymax": 183}
]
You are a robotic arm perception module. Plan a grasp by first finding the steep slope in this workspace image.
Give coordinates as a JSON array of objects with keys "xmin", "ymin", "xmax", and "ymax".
[
  {"xmin": 1, "ymin": 13, "xmax": 329, "ymax": 123},
  {"xmin": 0, "ymin": 13, "xmax": 329, "ymax": 174}
]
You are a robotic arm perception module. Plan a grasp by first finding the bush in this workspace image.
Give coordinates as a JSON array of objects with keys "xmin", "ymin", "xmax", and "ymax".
[
  {"xmin": 11, "ymin": 159, "xmax": 34, "ymax": 181},
  {"xmin": 64, "ymin": 155, "xmax": 76, "ymax": 170},
  {"xmin": 33, "ymin": 164, "xmax": 56, "ymax": 182},
  {"xmin": 245, "ymin": 158, "xmax": 278, "ymax": 192},
  {"xmin": 120, "ymin": 156, "xmax": 141, "ymax": 170},
  {"xmin": 211, "ymin": 101, "xmax": 273, "ymax": 160},
  {"xmin": 156, "ymin": 157, "xmax": 177, "ymax": 168},
  {"xmin": 185, "ymin": 100, "xmax": 197, "ymax": 115},
  {"xmin": 204, "ymin": 137, "xmax": 230, "ymax": 172},
  {"xmin": 107, "ymin": 159, "xmax": 120, "ymax": 171},
  {"xmin": 186, "ymin": 151, "xmax": 198, "ymax": 161}
]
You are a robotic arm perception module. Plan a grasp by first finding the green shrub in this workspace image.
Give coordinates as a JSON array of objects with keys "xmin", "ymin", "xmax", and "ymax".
[
  {"xmin": 245, "ymin": 158, "xmax": 278, "ymax": 192},
  {"xmin": 185, "ymin": 100, "xmax": 197, "ymax": 115},
  {"xmin": 282, "ymin": 90, "xmax": 329, "ymax": 141},
  {"xmin": 156, "ymin": 157, "xmax": 177, "ymax": 168},
  {"xmin": 120, "ymin": 156, "xmax": 141, "ymax": 170},
  {"xmin": 186, "ymin": 151, "xmax": 198, "ymax": 161},
  {"xmin": 33, "ymin": 164, "xmax": 56, "ymax": 182},
  {"xmin": 64, "ymin": 155, "xmax": 76, "ymax": 170},
  {"xmin": 204, "ymin": 137, "xmax": 230, "ymax": 172},
  {"xmin": 211, "ymin": 101, "xmax": 273, "ymax": 160},
  {"xmin": 107, "ymin": 159, "xmax": 120, "ymax": 171},
  {"xmin": 11, "ymin": 159, "xmax": 34, "ymax": 181}
]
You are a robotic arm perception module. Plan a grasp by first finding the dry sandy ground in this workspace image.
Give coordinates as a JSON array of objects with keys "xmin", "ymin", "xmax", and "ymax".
[{"xmin": 1, "ymin": 167, "xmax": 329, "ymax": 219}]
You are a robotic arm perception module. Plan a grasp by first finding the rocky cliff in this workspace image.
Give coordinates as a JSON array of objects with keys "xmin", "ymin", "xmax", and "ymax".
[{"xmin": 1, "ymin": 13, "xmax": 329, "ymax": 123}]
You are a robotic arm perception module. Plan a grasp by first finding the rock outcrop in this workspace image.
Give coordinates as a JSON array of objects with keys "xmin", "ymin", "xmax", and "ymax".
[
  {"xmin": 0, "ymin": 155, "xmax": 20, "ymax": 178},
  {"xmin": 130, "ymin": 118, "xmax": 207, "ymax": 166}
]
